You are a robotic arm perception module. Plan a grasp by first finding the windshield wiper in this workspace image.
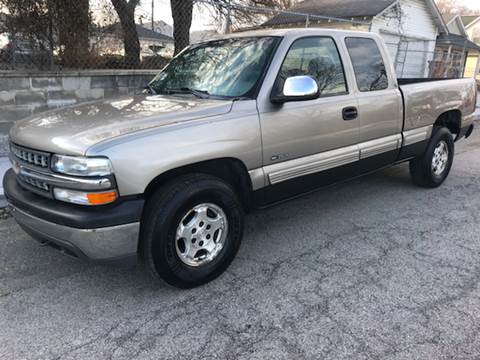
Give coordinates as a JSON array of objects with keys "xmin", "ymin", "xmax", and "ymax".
[{"xmin": 166, "ymin": 87, "xmax": 210, "ymax": 99}]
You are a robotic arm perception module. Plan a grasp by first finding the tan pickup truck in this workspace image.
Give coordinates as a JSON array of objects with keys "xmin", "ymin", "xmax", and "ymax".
[{"xmin": 4, "ymin": 29, "xmax": 477, "ymax": 288}]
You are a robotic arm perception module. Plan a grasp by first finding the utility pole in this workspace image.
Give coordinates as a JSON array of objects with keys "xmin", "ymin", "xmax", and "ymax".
[
  {"xmin": 151, "ymin": 0, "xmax": 155, "ymax": 31},
  {"xmin": 224, "ymin": 0, "xmax": 232, "ymax": 34}
]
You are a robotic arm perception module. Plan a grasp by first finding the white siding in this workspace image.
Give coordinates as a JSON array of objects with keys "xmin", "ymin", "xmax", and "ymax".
[
  {"xmin": 397, "ymin": 0, "xmax": 437, "ymax": 39},
  {"xmin": 466, "ymin": 21, "xmax": 480, "ymax": 44},
  {"xmin": 447, "ymin": 19, "xmax": 463, "ymax": 36},
  {"xmin": 370, "ymin": 0, "xmax": 438, "ymax": 78}
]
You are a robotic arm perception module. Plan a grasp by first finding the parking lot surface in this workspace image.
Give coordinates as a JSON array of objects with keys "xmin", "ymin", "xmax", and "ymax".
[{"xmin": 1, "ymin": 127, "xmax": 480, "ymax": 360}]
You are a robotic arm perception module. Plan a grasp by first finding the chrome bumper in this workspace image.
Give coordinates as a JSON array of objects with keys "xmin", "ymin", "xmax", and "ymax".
[{"xmin": 11, "ymin": 206, "xmax": 140, "ymax": 263}]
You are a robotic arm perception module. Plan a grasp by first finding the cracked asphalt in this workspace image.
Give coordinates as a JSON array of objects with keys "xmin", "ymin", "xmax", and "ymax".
[{"xmin": 1, "ymin": 126, "xmax": 480, "ymax": 360}]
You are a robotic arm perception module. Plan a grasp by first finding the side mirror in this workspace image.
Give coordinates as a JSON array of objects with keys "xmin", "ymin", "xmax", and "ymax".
[{"xmin": 271, "ymin": 75, "xmax": 319, "ymax": 104}]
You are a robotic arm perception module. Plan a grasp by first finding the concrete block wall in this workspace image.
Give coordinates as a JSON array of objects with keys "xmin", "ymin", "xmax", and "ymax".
[{"xmin": 0, "ymin": 70, "xmax": 158, "ymax": 155}]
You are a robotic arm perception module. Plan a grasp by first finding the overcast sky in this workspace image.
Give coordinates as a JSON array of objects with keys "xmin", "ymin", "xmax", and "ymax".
[{"xmin": 461, "ymin": 0, "xmax": 480, "ymax": 10}]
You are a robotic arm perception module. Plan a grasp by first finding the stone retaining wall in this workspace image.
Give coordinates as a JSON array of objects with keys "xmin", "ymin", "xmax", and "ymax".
[{"xmin": 0, "ymin": 70, "xmax": 159, "ymax": 155}]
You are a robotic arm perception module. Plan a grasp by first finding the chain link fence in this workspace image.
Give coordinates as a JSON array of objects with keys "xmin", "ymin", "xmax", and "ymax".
[
  {"xmin": 0, "ymin": 0, "xmax": 176, "ymax": 71},
  {"xmin": 0, "ymin": 0, "xmax": 476, "ymax": 79},
  {"xmin": 386, "ymin": 40, "xmax": 468, "ymax": 79},
  {"xmin": 0, "ymin": 0, "xmax": 370, "ymax": 72}
]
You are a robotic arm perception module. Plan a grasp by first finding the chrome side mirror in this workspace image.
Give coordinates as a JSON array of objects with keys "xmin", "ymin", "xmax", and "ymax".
[{"xmin": 271, "ymin": 75, "xmax": 319, "ymax": 103}]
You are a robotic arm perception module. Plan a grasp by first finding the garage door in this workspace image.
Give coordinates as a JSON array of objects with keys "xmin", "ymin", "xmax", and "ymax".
[{"xmin": 379, "ymin": 33, "xmax": 434, "ymax": 78}]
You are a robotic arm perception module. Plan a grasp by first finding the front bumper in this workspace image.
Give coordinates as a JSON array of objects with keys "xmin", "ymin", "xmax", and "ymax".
[{"xmin": 4, "ymin": 169, "xmax": 144, "ymax": 264}]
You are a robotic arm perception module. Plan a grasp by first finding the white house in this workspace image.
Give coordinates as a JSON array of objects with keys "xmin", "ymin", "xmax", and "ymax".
[
  {"xmin": 263, "ymin": 0, "xmax": 448, "ymax": 78},
  {"xmin": 443, "ymin": 15, "xmax": 480, "ymax": 82},
  {"xmin": 462, "ymin": 16, "xmax": 480, "ymax": 45},
  {"xmin": 436, "ymin": 15, "xmax": 480, "ymax": 77},
  {"xmin": 462, "ymin": 15, "xmax": 480, "ymax": 82}
]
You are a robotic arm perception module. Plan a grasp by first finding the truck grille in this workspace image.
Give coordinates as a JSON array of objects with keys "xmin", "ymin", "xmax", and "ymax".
[
  {"xmin": 18, "ymin": 174, "xmax": 50, "ymax": 192},
  {"xmin": 10, "ymin": 143, "xmax": 50, "ymax": 169},
  {"xmin": 9, "ymin": 141, "xmax": 113, "ymax": 200}
]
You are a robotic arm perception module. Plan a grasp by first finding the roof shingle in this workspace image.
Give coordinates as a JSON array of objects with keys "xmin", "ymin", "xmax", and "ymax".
[
  {"xmin": 263, "ymin": 0, "xmax": 396, "ymax": 27},
  {"xmin": 291, "ymin": 0, "xmax": 396, "ymax": 17},
  {"xmin": 104, "ymin": 23, "xmax": 174, "ymax": 43}
]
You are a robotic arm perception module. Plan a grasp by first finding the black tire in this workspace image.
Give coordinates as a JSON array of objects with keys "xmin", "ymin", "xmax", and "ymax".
[
  {"xmin": 140, "ymin": 174, "xmax": 244, "ymax": 289},
  {"xmin": 409, "ymin": 126, "xmax": 454, "ymax": 188}
]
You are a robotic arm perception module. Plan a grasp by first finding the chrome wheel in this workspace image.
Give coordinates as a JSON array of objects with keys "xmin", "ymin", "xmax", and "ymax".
[
  {"xmin": 431, "ymin": 140, "xmax": 449, "ymax": 176},
  {"xmin": 175, "ymin": 203, "xmax": 228, "ymax": 267}
]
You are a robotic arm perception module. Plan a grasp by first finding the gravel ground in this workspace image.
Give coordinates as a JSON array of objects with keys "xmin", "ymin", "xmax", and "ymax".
[{"xmin": 1, "ymin": 128, "xmax": 480, "ymax": 360}]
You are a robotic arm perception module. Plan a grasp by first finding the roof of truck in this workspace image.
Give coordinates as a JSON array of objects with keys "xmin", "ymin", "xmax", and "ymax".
[{"xmin": 211, "ymin": 28, "xmax": 374, "ymax": 40}]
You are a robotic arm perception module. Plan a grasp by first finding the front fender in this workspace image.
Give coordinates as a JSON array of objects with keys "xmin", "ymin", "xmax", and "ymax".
[{"xmin": 86, "ymin": 100, "xmax": 262, "ymax": 196}]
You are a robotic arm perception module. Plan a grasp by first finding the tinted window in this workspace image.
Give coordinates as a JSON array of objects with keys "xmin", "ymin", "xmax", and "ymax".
[
  {"xmin": 277, "ymin": 37, "xmax": 347, "ymax": 96},
  {"xmin": 345, "ymin": 37, "xmax": 388, "ymax": 92}
]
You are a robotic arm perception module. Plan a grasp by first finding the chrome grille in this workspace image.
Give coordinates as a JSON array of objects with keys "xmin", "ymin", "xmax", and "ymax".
[
  {"xmin": 10, "ymin": 143, "xmax": 50, "ymax": 168},
  {"xmin": 18, "ymin": 174, "xmax": 50, "ymax": 192}
]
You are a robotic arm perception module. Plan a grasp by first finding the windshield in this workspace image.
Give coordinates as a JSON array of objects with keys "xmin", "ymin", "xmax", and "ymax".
[{"xmin": 149, "ymin": 37, "xmax": 279, "ymax": 98}]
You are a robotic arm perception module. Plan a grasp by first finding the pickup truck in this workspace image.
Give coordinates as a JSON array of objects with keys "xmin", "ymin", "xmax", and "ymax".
[{"xmin": 4, "ymin": 29, "xmax": 477, "ymax": 288}]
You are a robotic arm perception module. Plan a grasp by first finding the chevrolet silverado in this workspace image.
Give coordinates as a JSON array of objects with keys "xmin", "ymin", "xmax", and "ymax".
[{"xmin": 4, "ymin": 29, "xmax": 477, "ymax": 288}]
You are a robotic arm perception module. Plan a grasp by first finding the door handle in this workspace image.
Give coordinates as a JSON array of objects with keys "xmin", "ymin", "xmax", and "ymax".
[{"xmin": 343, "ymin": 106, "xmax": 358, "ymax": 121}]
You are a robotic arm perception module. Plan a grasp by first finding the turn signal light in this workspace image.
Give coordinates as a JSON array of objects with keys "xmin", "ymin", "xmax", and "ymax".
[
  {"xmin": 53, "ymin": 188, "xmax": 118, "ymax": 206},
  {"xmin": 87, "ymin": 191, "xmax": 117, "ymax": 205}
]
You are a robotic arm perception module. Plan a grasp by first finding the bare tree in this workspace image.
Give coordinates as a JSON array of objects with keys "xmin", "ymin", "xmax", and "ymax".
[
  {"xmin": 247, "ymin": 0, "xmax": 297, "ymax": 9},
  {"xmin": 170, "ymin": 0, "xmax": 297, "ymax": 55},
  {"xmin": 110, "ymin": 0, "xmax": 141, "ymax": 67},
  {"xmin": 171, "ymin": 0, "xmax": 193, "ymax": 55},
  {"xmin": 55, "ymin": 0, "xmax": 91, "ymax": 68},
  {"xmin": 213, "ymin": 0, "xmax": 299, "ymax": 31},
  {"xmin": 435, "ymin": 0, "xmax": 471, "ymax": 15}
]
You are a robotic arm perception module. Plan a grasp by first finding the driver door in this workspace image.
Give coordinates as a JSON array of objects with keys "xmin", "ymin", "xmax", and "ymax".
[{"xmin": 258, "ymin": 36, "xmax": 360, "ymax": 188}]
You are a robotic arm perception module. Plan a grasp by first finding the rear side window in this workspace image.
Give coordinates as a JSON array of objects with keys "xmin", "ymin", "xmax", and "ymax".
[
  {"xmin": 277, "ymin": 37, "xmax": 347, "ymax": 97},
  {"xmin": 345, "ymin": 37, "xmax": 388, "ymax": 92}
]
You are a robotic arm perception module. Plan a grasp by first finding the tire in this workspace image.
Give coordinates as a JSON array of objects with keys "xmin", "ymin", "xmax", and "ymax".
[
  {"xmin": 140, "ymin": 174, "xmax": 244, "ymax": 289},
  {"xmin": 409, "ymin": 126, "xmax": 454, "ymax": 188}
]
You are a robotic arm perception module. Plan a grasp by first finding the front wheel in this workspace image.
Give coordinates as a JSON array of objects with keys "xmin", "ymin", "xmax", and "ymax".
[
  {"xmin": 140, "ymin": 174, "xmax": 244, "ymax": 289},
  {"xmin": 409, "ymin": 126, "xmax": 454, "ymax": 188}
]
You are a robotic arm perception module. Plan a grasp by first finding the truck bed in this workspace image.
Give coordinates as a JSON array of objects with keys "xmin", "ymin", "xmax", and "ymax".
[
  {"xmin": 398, "ymin": 77, "xmax": 477, "ymax": 132},
  {"xmin": 398, "ymin": 78, "xmax": 457, "ymax": 85}
]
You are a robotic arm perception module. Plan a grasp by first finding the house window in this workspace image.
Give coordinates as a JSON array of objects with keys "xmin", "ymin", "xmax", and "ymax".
[{"xmin": 345, "ymin": 37, "xmax": 389, "ymax": 92}]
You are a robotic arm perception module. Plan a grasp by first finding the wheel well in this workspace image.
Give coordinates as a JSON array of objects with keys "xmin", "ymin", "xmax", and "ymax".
[
  {"xmin": 143, "ymin": 158, "xmax": 254, "ymax": 210},
  {"xmin": 434, "ymin": 110, "xmax": 462, "ymax": 136}
]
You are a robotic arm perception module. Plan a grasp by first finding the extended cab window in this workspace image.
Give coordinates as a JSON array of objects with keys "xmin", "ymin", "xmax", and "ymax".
[
  {"xmin": 345, "ymin": 37, "xmax": 388, "ymax": 92},
  {"xmin": 277, "ymin": 37, "xmax": 347, "ymax": 96}
]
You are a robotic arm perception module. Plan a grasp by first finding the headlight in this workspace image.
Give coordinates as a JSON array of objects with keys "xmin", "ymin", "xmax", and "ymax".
[
  {"xmin": 51, "ymin": 155, "xmax": 113, "ymax": 177},
  {"xmin": 53, "ymin": 188, "xmax": 117, "ymax": 206}
]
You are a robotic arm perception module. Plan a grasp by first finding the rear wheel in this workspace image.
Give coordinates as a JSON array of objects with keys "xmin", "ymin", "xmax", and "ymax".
[
  {"xmin": 140, "ymin": 174, "xmax": 244, "ymax": 289},
  {"xmin": 409, "ymin": 126, "xmax": 454, "ymax": 188}
]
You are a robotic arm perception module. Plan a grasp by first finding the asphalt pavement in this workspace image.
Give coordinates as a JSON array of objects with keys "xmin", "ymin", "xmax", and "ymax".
[{"xmin": 1, "ymin": 125, "xmax": 480, "ymax": 360}]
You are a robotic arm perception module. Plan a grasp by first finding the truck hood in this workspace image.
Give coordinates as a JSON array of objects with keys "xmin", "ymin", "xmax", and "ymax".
[{"xmin": 10, "ymin": 94, "xmax": 233, "ymax": 155}]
